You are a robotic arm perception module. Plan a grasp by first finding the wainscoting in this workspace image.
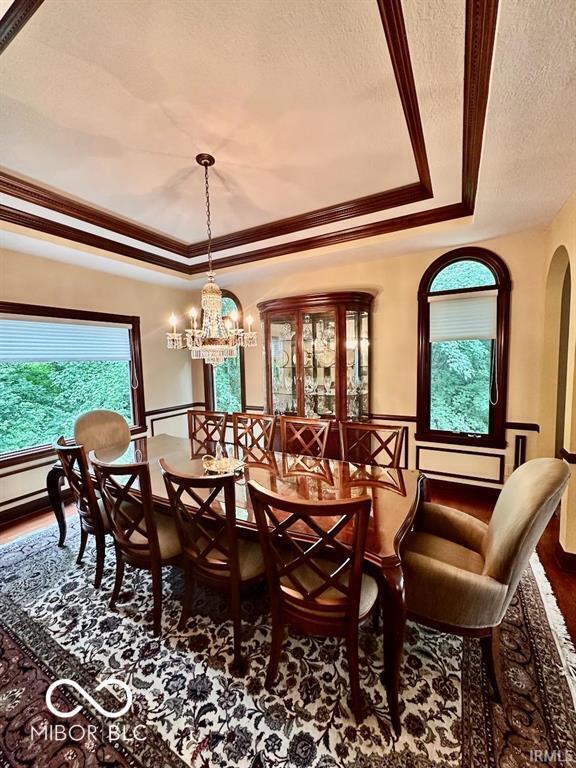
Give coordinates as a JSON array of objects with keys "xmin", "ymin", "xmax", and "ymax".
[{"xmin": 0, "ymin": 401, "xmax": 539, "ymax": 524}]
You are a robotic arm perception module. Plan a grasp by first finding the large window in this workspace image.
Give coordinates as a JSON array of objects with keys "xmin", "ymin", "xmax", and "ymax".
[
  {"xmin": 203, "ymin": 292, "xmax": 245, "ymax": 413},
  {"xmin": 417, "ymin": 248, "xmax": 510, "ymax": 447},
  {"xmin": 0, "ymin": 303, "xmax": 145, "ymax": 462}
]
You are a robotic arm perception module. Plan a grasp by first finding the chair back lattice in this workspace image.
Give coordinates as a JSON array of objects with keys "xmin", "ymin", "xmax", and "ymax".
[
  {"xmin": 187, "ymin": 410, "xmax": 227, "ymax": 453},
  {"xmin": 280, "ymin": 416, "xmax": 331, "ymax": 458},
  {"xmin": 55, "ymin": 437, "xmax": 101, "ymax": 530},
  {"xmin": 91, "ymin": 455, "xmax": 160, "ymax": 561},
  {"xmin": 160, "ymin": 460, "xmax": 238, "ymax": 579},
  {"xmin": 248, "ymin": 479, "xmax": 371, "ymax": 618},
  {"xmin": 233, "ymin": 413, "xmax": 276, "ymax": 453},
  {"xmin": 340, "ymin": 422, "xmax": 404, "ymax": 468}
]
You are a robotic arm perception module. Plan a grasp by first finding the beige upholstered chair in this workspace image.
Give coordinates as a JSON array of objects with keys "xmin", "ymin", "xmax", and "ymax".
[
  {"xmin": 402, "ymin": 458, "xmax": 570, "ymax": 699},
  {"xmin": 74, "ymin": 410, "xmax": 131, "ymax": 455}
]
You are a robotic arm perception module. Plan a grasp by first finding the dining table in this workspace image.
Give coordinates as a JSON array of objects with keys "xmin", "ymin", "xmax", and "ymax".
[{"xmin": 47, "ymin": 432, "xmax": 425, "ymax": 734}]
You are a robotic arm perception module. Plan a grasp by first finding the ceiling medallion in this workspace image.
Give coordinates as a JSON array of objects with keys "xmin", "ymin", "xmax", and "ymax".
[{"xmin": 166, "ymin": 154, "xmax": 257, "ymax": 366}]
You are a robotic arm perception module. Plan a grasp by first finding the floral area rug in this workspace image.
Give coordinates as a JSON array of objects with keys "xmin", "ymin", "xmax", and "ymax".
[{"xmin": 0, "ymin": 518, "xmax": 575, "ymax": 768}]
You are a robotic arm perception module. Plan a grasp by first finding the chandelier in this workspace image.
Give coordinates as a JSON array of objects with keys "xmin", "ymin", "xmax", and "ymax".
[{"xmin": 166, "ymin": 153, "xmax": 257, "ymax": 366}]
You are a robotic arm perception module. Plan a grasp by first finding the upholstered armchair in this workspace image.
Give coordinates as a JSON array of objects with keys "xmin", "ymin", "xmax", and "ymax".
[
  {"xmin": 74, "ymin": 409, "xmax": 131, "ymax": 454},
  {"xmin": 402, "ymin": 458, "xmax": 570, "ymax": 698}
]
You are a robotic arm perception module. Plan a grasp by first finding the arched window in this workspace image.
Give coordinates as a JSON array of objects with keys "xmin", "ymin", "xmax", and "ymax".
[
  {"xmin": 416, "ymin": 247, "xmax": 510, "ymax": 447},
  {"xmin": 203, "ymin": 291, "xmax": 246, "ymax": 413}
]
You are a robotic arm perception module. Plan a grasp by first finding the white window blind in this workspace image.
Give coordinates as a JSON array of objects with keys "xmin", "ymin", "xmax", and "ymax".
[
  {"xmin": 0, "ymin": 319, "xmax": 132, "ymax": 362},
  {"xmin": 429, "ymin": 291, "xmax": 497, "ymax": 342}
]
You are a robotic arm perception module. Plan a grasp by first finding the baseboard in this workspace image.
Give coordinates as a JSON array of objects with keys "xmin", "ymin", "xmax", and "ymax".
[
  {"xmin": 428, "ymin": 478, "xmax": 501, "ymax": 505},
  {"xmin": 555, "ymin": 540, "xmax": 576, "ymax": 573},
  {"xmin": 0, "ymin": 490, "xmax": 72, "ymax": 532}
]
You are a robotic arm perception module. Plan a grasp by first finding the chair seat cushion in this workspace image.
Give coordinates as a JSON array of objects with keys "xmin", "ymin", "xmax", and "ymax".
[
  {"xmin": 186, "ymin": 534, "xmax": 265, "ymax": 582},
  {"xmin": 405, "ymin": 531, "xmax": 485, "ymax": 575},
  {"xmin": 402, "ymin": 530, "xmax": 507, "ymax": 629},
  {"xmin": 127, "ymin": 512, "xmax": 182, "ymax": 561},
  {"xmin": 280, "ymin": 558, "xmax": 379, "ymax": 620}
]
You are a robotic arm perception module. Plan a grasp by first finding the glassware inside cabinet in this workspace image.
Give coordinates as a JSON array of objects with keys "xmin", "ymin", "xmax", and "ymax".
[
  {"xmin": 346, "ymin": 309, "xmax": 369, "ymax": 419},
  {"xmin": 270, "ymin": 314, "xmax": 297, "ymax": 414},
  {"xmin": 302, "ymin": 310, "xmax": 337, "ymax": 418}
]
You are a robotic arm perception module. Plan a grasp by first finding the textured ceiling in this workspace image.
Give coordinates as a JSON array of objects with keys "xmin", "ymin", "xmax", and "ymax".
[
  {"xmin": 0, "ymin": 0, "xmax": 417, "ymax": 240},
  {"xmin": 0, "ymin": 0, "xmax": 575, "ymax": 283}
]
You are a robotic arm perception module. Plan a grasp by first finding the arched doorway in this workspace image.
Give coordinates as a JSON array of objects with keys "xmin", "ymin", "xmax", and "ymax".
[{"xmin": 540, "ymin": 246, "xmax": 571, "ymax": 457}]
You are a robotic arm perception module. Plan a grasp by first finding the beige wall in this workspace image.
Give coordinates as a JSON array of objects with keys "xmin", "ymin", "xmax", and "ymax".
[
  {"xmin": 540, "ymin": 191, "xmax": 576, "ymax": 553},
  {"xmin": 192, "ymin": 228, "xmax": 549, "ymax": 487},
  {"xmin": 0, "ymin": 248, "xmax": 194, "ymax": 513},
  {"xmin": 229, "ymin": 229, "xmax": 548, "ymax": 424}
]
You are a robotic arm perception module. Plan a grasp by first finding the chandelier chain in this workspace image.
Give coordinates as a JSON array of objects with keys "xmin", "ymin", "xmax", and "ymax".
[{"xmin": 204, "ymin": 164, "xmax": 213, "ymax": 272}]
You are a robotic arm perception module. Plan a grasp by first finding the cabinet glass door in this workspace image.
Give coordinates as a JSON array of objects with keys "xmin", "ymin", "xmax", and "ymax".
[
  {"xmin": 269, "ymin": 313, "xmax": 298, "ymax": 414},
  {"xmin": 346, "ymin": 309, "xmax": 369, "ymax": 419},
  {"xmin": 302, "ymin": 309, "xmax": 337, "ymax": 418}
]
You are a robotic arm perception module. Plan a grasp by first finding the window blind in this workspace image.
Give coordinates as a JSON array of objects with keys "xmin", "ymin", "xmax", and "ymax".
[
  {"xmin": 429, "ymin": 291, "xmax": 497, "ymax": 342},
  {"xmin": 0, "ymin": 319, "xmax": 132, "ymax": 362}
]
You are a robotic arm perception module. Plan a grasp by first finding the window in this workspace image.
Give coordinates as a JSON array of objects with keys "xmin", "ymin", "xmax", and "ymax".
[
  {"xmin": 417, "ymin": 248, "xmax": 510, "ymax": 447},
  {"xmin": 0, "ymin": 303, "xmax": 145, "ymax": 462},
  {"xmin": 203, "ymin": 292, "xmax": 245, "ymax": 413}
]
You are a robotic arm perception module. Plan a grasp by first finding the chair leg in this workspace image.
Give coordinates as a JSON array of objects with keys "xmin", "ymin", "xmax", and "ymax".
[
  {"xmin": 151, "ymin": 568, "xmax": 163, "ymax": 637},
  {"xmin": 94, "ymin": 532, "xmax": 106, "ymax": 589},
  {"xmin": 480, "ymin": 631, "xmax": 501, "ymax": 704},
  {"xmin": 110, "ymin": 549, "xmax": 125, "ymax": 609},
  {"xmin": 265, "ymin": 619, "xmax": 284, "ymax": 690},
  {"xmin": 178, "ymin": 564, "xmax": 195, "ymax": 631},
  {"xmin": 345, "ymin": 627, "xmax": 363, "ymax": 722},
  {"xmin": 76, "ymin": 528, "xmax": 88, "ymax": 565}
]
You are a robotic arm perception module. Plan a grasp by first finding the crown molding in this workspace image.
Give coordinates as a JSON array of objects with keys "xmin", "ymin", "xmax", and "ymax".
[
  {"xmin": 0, "ymin": 0, "xmax": 45, "ymax": 53},
  {"xmin": 1, "ymin": 0, "xmax": 499, "ymax": 275}
]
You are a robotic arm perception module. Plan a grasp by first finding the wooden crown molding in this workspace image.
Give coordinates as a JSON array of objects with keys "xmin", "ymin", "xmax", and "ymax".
[
  {"xmin": 1, "ymin": 0, "xmax": 432, "ymax": 264},
  {"xmin": 0, "ymin": 0, "xmax": 499, "ymax": 275},
  {"xmin": 0, "ymin": 0, "xmax": 45, "ymax": 53},
  {"xmin": 462, "ymin": 0, "xmax": 499, "ymax": 210},
  {"xmin": 0, "ymin": 170, "xmax": 187, "ymax": 255}
]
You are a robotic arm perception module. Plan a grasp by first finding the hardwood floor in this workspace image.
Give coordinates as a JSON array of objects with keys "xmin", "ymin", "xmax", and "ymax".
[{"xmin": 1, "ymin": 481, "xmax": 575, "ymax": 641}]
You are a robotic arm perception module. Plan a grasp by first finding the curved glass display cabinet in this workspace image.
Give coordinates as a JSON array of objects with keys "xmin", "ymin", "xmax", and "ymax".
[{"xmin": 257, "ymin": 292, "xmax": 373, "ymax": 426}]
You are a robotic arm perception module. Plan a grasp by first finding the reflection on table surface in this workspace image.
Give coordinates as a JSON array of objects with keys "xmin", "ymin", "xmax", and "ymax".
[{"xmin": 93, "ymin": 433, "xmax": 422, "ymax": 562}]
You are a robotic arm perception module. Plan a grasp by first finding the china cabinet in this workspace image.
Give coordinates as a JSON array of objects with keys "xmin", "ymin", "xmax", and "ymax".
[{"xmin": 257, "ymin": 292, "xmax": 373, "ymax": 430}]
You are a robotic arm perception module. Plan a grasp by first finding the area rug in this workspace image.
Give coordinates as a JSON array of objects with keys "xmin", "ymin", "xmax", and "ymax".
[{"xmin": 0, "ymin": 519, "xmax": 574, "ymax": 768}]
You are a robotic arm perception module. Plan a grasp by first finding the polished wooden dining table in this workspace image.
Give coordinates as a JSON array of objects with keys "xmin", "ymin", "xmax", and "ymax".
[{"xmin": 47, "ymin": 432, "xmax": 425, "ymax": 734}]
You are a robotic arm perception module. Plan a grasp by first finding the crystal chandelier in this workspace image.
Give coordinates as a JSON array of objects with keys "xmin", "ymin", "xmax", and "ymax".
[{"xmin": 166, "ymin": 153, "xmax": 257, "ymax": 366}]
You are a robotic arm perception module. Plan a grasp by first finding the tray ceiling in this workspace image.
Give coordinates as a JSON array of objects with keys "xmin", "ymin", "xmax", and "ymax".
[{"xmin": 1, "ymin": 0, "xmax": 574, "ymax": 282}]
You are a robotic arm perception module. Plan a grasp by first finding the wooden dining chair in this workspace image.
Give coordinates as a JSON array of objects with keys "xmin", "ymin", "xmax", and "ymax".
[
  {"xmin": 339, "ymin": 421, "xmax": 404, "ymax": 468},
  {"xmin": 247, "ymin": 479, "xmax": 376, "ymax": 720},
  {"xmin": 55, "ymin": 437, "xmax": 108, "ymax": 588},
  {"xmin": 187, "ymin": 410, "xmax": 227, "ymax": 454},
  {"xmin": 232, "ymin": 413, "xmax": 276, "ymax": 453},
  {"xmin": 280, "ymin": 415, "xmax": 331, "ymax": 458},
  {"xmin": 160, "ymin": 460, "xmax": 265, "ymax": 667},
  {"xmin": 91, "ymin": 454, "xmax": 181, "ymax": 636}
]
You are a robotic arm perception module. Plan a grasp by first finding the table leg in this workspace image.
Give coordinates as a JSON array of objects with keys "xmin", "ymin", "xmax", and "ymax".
[
  {"xmin": 381, "ymin": 563, "xmax": 406, "ymax": 736},
  {"xmin": 46, "ymin": 465, "xmax": 66, "ymax": 547}
]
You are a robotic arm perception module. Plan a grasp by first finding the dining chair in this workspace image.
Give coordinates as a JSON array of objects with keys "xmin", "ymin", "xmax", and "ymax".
[
  {"xmin": 247, "ymin": 479, "xmax": 376, "ymax": 720},
  {"xmin": 339, "ymin": 421, "xmax": 404, "ymax": 468},
  {"xmin": 187, "ymin": 409, "xmax": 227, "ymax": 454},
  {"xmin": 91, "ymin": 454, "xmax": 182, "ymax": 636},
  {"xmin": 55, "ymin": 437, "xmax": 108, "ymax": 588},
  {"xmin": 280, "ymin": 415, "xmax": 331, "ymax": 458},
  {"xmin": 232, "ymin": 412, "xmax": 276, "ymax": 454},
  {"xmin": 160, "ymin": 460, "xmax": 265, "ymax": 668},
  {"xmin": 401, "ymin": 457, "xmax": 570, "ymax": 701},
  {"xmin": 74, "ymin": 410, "xmax": 131, "ymax": 454}
]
